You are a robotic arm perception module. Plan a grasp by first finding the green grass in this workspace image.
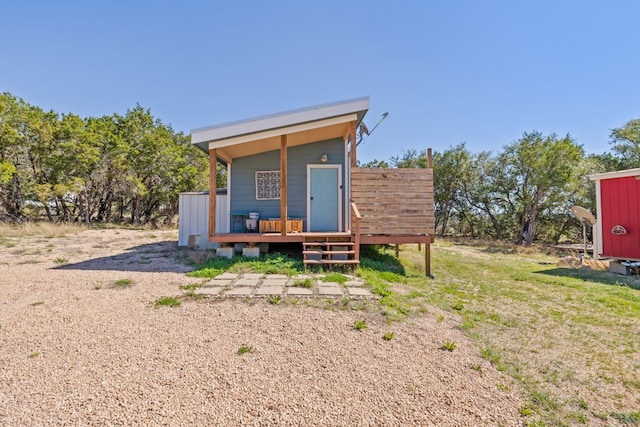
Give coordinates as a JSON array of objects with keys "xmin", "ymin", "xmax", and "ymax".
[
  {"xmin": 28, "ymin": 351, "xmax": 40, "ymax": 358},
  {"xmin": 114, "ymin": 278, "xmax": 133, "ymax": 287},
  {"xmin": 180, "ymin": 240, "xmax": 639, "ymax": 425},
  {"xmin": 320, "ymin": 272, "xmax": 348, "ymax": 285},
  {"xmin": 187, "ymin": 252, "xmax": 304, "ymax": 278},
  {"xmin": 237, "ymin": 344, "xmax": 254, "ymax": 356},
  {"xmin": 353, "ymin": 320, "xmax": 368, "ymax": 331},
  {"xmin": 390, "ymin": 240, "xmax": 640, "ymax": 426},
  {"xmin": 293, "ymin": 278, "xmax": 313, "ymax": 288},
  {"xmin": 441, "ymin": 340, "xmax": 457, "ymax": 352},
  {"xmin": 382, "ymin": 331, "xmax": 395, "ymax": 341},
  {"xmin": 179, "ymin": 283, "xmax": 204, "ymax": 291},
  {"xmin": 153, "ymin": 296, "xmax": 181, "ymax": 308},
  {"xmin": 268, "ymin": 295, "xmax": 282, "ymax": 305}
]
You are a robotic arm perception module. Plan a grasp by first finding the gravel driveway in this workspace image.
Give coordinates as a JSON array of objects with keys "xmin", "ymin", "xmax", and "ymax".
[{"xmin": 0, "ymin": 229, "xmax": 522, "ymax": 426}]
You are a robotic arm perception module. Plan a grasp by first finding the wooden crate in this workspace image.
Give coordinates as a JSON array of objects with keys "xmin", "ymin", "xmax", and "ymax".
[{"xmin": 259, "ymin": 219, "xmax": 303, "ymax": 233}]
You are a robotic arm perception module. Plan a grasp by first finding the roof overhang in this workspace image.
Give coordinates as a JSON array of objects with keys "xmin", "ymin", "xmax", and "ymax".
[
  {"xmin": 190, "ymin": 97, "xmax": 369, "ymax": 161},
  {"xmin": 589, "ymin": 168, "xmax": 640, "ymax": 181}
]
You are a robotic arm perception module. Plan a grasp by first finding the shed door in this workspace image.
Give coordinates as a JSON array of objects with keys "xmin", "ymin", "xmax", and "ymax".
[
  {"xmin": 308, "ymin": 165, "xmax": 342, "ymax": 232},
  {"xmin": 601, "ymin": 176, "xmax": 640, "ymax": 259}
]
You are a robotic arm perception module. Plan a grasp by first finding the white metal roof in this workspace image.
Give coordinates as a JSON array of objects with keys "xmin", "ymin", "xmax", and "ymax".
[
  {"xmin": 589, "ymin": 168, "xmax": 640, "ymax": 181},
  {"xmin": 190, "ymin": 97, "xmax": 369, "ymax": 159}
]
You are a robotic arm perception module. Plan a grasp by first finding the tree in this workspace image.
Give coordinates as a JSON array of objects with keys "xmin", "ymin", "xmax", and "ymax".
[
  {"xmin": 610, "ymin": 117, "xmax": 640, "ymax": 169},
  {"xmin": 499, "ymin": 132, "xmax": 584, "ymax": 246}
]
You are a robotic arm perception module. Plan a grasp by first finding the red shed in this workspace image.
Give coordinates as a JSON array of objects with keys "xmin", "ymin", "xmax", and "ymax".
[{"xmin": 590, "ymin": 168, "xmax": 640, "ymax": 261}]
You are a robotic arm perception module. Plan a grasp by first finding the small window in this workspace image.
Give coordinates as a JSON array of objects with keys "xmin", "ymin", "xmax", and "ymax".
[{"xmin": 255, "ymin": 170, "xmax": 281, "ymax": 200}]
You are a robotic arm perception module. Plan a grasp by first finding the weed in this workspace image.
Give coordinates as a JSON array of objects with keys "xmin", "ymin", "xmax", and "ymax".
[
  {"xmin": 28, "ymin": 352, "xmax": 40, "ymax": 358},
  {"xmin": 30, "ymin": 301, "xmax": 44, "ymax": 306},
  {"xmin": 293, "ymin": 278, "xmax": 313, "ymax": 288},
  {"xmin": 470, "ymin": 364, "xmax": 483, "ymax": 373},
  {"xmin": 187, "ymin": 253, "xmax": 304, "ymax": 278},
  {"xmin": 452, "ymin": 302, "xmax": 464, "ymax": 311},
  {"xmin": 530, "ymin": 389, "xmax": 560, "ymax": 411},
  {"xmin": 237, "ymin": 344, "xmax": 254, "ymax": 356},
  {"xmin": 382, "ymin": 331, "xmax": 395, "ymax": 341},
  {"xmin": 53, "ymin": 257, "xmax": 67, "ymax": 264},
  {"xmin": 480, "ymin": 347, "xmax": 505, "ymax": 371},
  {"xmin": 114, "ymin": 278, "xmax": 133, "ymax": 287},
  {"xmin": 437, "ymin": 314, "xmax": 445, "ymax": 323},
  {"xmin": 354, "ymin": 320, "xmax": 368, "ymax": 331},
  {"xmin": 321, "ymin": 272, "xmax": 348, "ymax": 285},
  {"xmin": 520, "ymin": 406, "xmax": 534, "ymax": 416},
  {"xmin": 179, "ymin": 283, "xmax": 204, "ymax": 291},
  {"xmin": 268, "ymin": 295, "xmax": 282, "ymax": 305},
  {"xmin": 609, "ymin": 411, "xmax": 640, "ymax": 424},
  {"xmin": 441, "ymin": 340, "xmax": 457, "ymax": 351},
  {"xmin": 153, "ymin": 296, "xmax": 181, "ymax": 308}
]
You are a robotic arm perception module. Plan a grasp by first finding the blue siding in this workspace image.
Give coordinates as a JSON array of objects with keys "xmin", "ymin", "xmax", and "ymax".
[{"xmin": 230, "ymin": 138, "xmax": 345, "ymax": 227}]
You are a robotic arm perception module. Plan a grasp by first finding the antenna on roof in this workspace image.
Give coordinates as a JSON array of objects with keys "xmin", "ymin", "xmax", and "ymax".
[{"xmin": 357, "ymin": 112, "xmax": 388, "ymax": 146}]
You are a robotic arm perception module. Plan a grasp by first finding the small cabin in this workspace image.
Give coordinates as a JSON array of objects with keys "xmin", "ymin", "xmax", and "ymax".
[
  {"xmin": 590, "ymin": 168, "xmax": 640, "ymax": 262},
  {"xmin": 181, "ymin": 97, "xmax": 435, "ymax": 274}
]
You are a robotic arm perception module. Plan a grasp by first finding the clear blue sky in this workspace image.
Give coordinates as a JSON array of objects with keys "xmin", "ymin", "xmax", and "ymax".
[{"xmin": 2, "ymin": 1, "xmax": 639, "ymax": 162}]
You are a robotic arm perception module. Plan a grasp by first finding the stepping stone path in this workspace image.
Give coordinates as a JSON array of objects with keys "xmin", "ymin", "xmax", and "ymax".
[{"xmin": 192, "ymin": 273, "xmax": 375, "ymax": 299}]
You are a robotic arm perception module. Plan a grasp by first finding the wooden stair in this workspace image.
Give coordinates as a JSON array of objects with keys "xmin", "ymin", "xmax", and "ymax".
[{"xmin": 302, "ymin": 235, "xmax": 359, "ymax": 268}]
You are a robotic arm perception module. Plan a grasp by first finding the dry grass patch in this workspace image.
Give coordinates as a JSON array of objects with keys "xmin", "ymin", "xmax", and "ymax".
[{"xmin": 386, "ymin": 242, "xmax": 640, "ymax": 426}]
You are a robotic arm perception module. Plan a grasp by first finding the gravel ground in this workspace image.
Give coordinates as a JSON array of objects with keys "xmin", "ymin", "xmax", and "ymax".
[{"xmin": 0, "ymin": 229, "xmax": 523, "ymax": 426}]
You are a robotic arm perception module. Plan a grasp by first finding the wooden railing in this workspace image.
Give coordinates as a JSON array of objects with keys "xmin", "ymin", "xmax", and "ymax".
[
  {"xmin": 351, "ymin": 167, "xmax": 435, "ymax": 236},
  {"xmin": 351, "ymin": 201, "xmax": 361, "ymax": 261}
]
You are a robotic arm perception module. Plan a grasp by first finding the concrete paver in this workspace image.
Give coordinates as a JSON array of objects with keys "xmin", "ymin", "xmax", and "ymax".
[
  {"xmin": 318, "ymin": 286, "xmax": 345, "ymax": 296},
  {"xmin": 216, "ymin": 272, "xmax": 239, "ymax": 280},
  {"xmin": 255, "ymin": 286, "xmax": 284, "ymax": 295},
  {"xmin": 234, "ymin": 278, "xmax": 260, "ymax": 287},
  {"xmin": 261, "ymin": 278, "xmax": 288, "ymax": 287},
  {"xmin": 224, "ymin": 287, "xmax": 254, "ymax": 296},
  {"xmin": 207, "ymin": 279, "xmax": 232, "ymax": 286},
  {"xmin": 318, "ymin": 281, "xmax": 342, "ymax": 288},
  {"xmin": 286, "ymin": 287, "xmax": 314, "ymax": 296},
  {"xmin": 347, "ymin": 287, "xmax": 374, "ymax": 297},
  {"xmin": 194, "ymin": 287, "xmax": 224, "ymax": 295},
  {"xmin": 191, "ymin": 273, "xmax": 378, "ymax": 299}
]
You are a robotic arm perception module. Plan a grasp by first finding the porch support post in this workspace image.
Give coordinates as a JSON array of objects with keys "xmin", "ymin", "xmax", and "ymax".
[
  {"xmin": 349, "ymin": 121, "xmax": 357, "ymax": 167},
  {"xmin": 209, "ymin": 148, "xmax": 217, "ymax": 238},
  {"xmin": 425, "ymin": 243, "xmax": 432, "ymax": 277},
  {"xmin": 280, "ymin": 135, "xmax": 288, "ymax": 236}
]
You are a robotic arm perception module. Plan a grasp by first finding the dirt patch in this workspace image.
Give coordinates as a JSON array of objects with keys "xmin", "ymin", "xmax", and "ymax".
[{"xmin": 0, "ymin": 229, "xmax": 523, "ymax": 426}]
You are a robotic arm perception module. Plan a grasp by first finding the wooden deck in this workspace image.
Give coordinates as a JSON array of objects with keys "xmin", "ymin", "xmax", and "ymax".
[{"xmin": 208, "ymin": 232, "xmax": 353, "ymax": 244}]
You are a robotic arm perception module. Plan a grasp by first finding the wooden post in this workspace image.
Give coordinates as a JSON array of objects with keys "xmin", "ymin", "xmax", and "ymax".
[
  {"xmin": 418, "ymin": 243, "xmax": 422, "ymax": 251},
  {"xmin": 280, "ymin": 135, "xmax": 288, "ymax": 236},
  {"xmin": 350, "ymin": 121, "xmax": 357, "ymax": 167},
  {"xmin": 209, "ymin": 148, "xmax": 217, "ymax": 238},
  {"xmin": 395, "ymin": 244, "xmax": 400, "ymax": 258},
  {"xmin": 425, "ymin": 243, "xmax": 431, "ymax": 277},
  {"xmin": 426, "ymin": 148, "xmax": 433, "ymax": 277}
]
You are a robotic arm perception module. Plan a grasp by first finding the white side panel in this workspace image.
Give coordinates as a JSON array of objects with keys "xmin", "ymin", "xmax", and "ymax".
[
  {"xmin": 178, "ymin": 194, "xmax": 189, "ymax": 246},
  {"xmin": 178, "ymin": 193, "xmax": 229, "ymax": 246},
  {"xmin": 216, "ymin": 194, "xmax": 229, "ymax": 233},
  {"xmin": 594, "ymin": 180, "xmax": 603, "ymax": 257}
]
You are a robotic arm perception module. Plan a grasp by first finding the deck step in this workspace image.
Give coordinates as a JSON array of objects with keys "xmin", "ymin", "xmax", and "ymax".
[
  {"xmin": 303, "ymin": 250, "xmax": 355, "ymax": 255},
  {"xmin": 302, "ymin": 234, "xmax": 359, "ymax": 269},
  {"xmin": 303, "ymin": 241, "xmax": 355, "ymax": 246},
  {"xmin": 303, "ymin": 259, "xmax": 360, "ymax": 265}
]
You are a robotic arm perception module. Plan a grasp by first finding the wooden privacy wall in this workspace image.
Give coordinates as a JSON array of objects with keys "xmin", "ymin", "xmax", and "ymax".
[{"xmin": 351, "ymin": 168, "xmax": 435, "ymax": 235}]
